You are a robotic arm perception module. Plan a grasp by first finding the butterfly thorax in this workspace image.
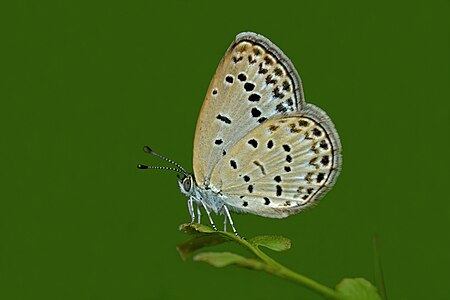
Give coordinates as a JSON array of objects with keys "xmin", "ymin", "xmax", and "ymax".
[{"xmin": 195, "ymin": 185, "xmax": 226, "ymax": 215}]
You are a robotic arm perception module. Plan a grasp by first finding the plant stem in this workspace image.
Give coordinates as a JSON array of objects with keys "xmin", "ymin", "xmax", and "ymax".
[
  {"xmin": 226, "ymin": 232, "xmax": 342, "ymax": 299},
  {"xmin": 275, "ymin": 266, "xmax": 342, "ymax": 299},
  {"xmin": 373, "ymin": 236, "xmax": 387, "ymax": 300}
]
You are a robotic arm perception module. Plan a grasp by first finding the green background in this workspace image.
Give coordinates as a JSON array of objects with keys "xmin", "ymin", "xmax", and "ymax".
[{"xmin": 1, "ymin": 1, "xmax": 448, "ymax": 299}]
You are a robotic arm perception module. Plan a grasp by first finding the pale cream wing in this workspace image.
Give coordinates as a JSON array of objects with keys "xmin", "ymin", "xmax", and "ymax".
[
  {"xmin": 193, "ymin": 32, "xmax": 305, "ymax": 188},
  {"xmin": 210, "ymin": 105, "xmax": 342, "ymax": 218}
]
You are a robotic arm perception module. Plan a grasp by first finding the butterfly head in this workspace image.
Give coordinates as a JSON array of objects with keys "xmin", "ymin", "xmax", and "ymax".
[{"xmin": 177, "ymin": 174, "xmax": 195, "ymax": 196}]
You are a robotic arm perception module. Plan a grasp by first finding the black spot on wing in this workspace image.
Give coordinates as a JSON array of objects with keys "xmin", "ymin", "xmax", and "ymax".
[
  {"xmin": 248, "ymin": 55, "xmax": 257, "ymax": 64},
  {"xmin": 276, "ymin": 98, "xmax": 294, "ymax": 112},
  {"xmin": 276, "ymin": 102, "xmax": 288, "ymax": 113},
  {"xmin": 264, "ymin": 56, "xmax": 274, "ymax": 65},
  {"xmin": 216, "ymin": 114, "xmax": 231, "ymax": 124},
  {"xmin": 320, "ymin": 140, "xmax": 329, "ymax": 150},
  {"xmin": 289, "ymin": 123, "xmax": 301, "ymax": 133},
  {"xmin": 238, "ymin": 73, "xmax": 247, "ymax": 81},
  {"xmin": 244, "ymin": 82, "xmax": 255, "ymax": 92},
  {"xmin": 299, "ymin": 120, "xmax": 310, "ymax": 127},
  {"xmin": 258, "ymin": 117, "xmax": 267, "ymax": 123},
  {"xmin": 248, "ymin": 139, "xmax": 258, "ymax": 148},
  {"xmin": 272, "ymin": 86, "xmax": 285, "ymax": 99},
  {"xmin": 258, "ymin": 63, "xmax": 268, "ymax": 74},
  {"xmin": 276, "ymin": 185, "xmax": 282, "ymax": 196},
  {"xmin": 230, "ymin": 160, "xmax": 237, "ymax": 169},
  {"xmin": 248, "ymin": 93, "xmax": 261, "ymax": 102},
  {"xmin": 251, "ymin": 107, "xmax": 262, "ymax": 117},
  {"xmin": 232, "ymin": 56, "xmax": 243, "ymax": 63},
  {"xmin": 317, "ymin": 173, "xmax": 325, "ymax": 183},
  {"xmin": 313, "ymin": 128, "xmax": 322, "ymax": 137},
  {"xmin": 253, "ymin": 48, "xmax": 261, "ymax": 56},
  {"xmin": 282, "ymin": 80, "xmax": 291, "ymax": 91},
  {"xmin": 269, "ymin": 125, "xmax": 279, "ymax": 132},
  {"xmin": 265, "ymin": 74, "xmax": 277, "ymax": 85},
  {"xmin": 274, "ymin": 67, "xmax": 283, "ymax": 76}
]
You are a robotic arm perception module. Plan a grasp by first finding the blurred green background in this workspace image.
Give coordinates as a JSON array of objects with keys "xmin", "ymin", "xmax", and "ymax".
[{"xmin": 1, "ymin": 0, "xmax": 448, "ymax": 299}]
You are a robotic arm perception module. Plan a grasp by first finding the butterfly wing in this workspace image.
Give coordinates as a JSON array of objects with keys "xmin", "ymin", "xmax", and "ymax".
[
  {"xmin": 193, "ymin": 32, "xmax": 305, "ymax": 188},
  {"xmin": 210, "ymin": 105, "xmax": 342, "ymax": 218}
]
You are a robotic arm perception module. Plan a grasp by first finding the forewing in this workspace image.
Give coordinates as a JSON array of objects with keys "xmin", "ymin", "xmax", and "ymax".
[
  {"xmin": 210, "ymin": 106, "xmax": 341, "ymax": 218},
  {"xmin": 193, "ymin": 32, "xmax": 305, "ymax": 188}
]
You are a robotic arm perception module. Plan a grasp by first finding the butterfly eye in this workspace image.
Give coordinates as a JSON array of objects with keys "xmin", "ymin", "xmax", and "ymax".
[{"xmin": 183, "ymin": 177, "xmax": 192, "ymax": 192}]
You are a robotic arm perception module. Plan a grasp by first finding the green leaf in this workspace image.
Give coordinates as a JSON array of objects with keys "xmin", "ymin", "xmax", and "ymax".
[
  {"xmin": 176, "ymin": 234, "xmax": 230, "ymax": 261},
  {"xmin": 177, "ymin": 223, "xmax": 233, "ymax": 261},
  {"xmin": 249, "ymin": 235, "xmax": 291, "ymax": 252},
  {"xmin": 336, "ymin": 278, "xmax": 382, "ymax": 300},
  {"xmin": 193, "ymin": 252, "xmax": 267, "ymax": 270},
  {"xmin": 179, "ymin": 222, "xmax": 217, "ymax": 234}
]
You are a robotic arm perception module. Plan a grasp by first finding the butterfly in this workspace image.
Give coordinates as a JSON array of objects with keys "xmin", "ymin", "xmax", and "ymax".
[{"xmin": 138, "ymin": 32, "xmax": 342, "ymax": 237}]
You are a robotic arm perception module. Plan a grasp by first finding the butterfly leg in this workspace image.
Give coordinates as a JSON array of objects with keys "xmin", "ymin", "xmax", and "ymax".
[
  {"xmin": 187, "ymin": 197, "xmax": 195, "ymax": 223},
  {"xmin": 196, "ymin": 203, "xmax": 202, "ymax": 224},
  {"xmin": 223, "ymin": 215, "xmax": 227, "ymax": 232},
  {"xmin": 223, "ymin": 205, "xmax": 241, "ymax": 238},
  {"xmin": 199, "ymin": 200, "xmax": 218, "ymax": 231}
]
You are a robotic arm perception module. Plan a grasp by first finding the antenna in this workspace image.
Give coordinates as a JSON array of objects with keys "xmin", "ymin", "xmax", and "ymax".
[
  {"xmin": 143, "ymin": 146, "xmax": 188, "ymax": 173},
  {"xmin": 137, "ymin": 146, "xmax": 189, "ymax": 177},
  {"xmin": 137, "ymin": 164, "xmax": 187, "ymax": 176}
]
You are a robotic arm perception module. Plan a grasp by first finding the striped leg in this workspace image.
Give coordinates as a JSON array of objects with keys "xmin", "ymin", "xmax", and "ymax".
[
  {"xmin": 199, "ymin": 200, "xmax": 217, "ymax": 231},
  {"xmin": 187, "ymin": 198, "xmax": 195, "ymax": 223},
  {"xmin": 196, "ymin": 202, "xmax": 202, "ymax": 224},
  {"xmin": 223, "ymin": 205, "xmax": 241, "ymax": 238}
]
